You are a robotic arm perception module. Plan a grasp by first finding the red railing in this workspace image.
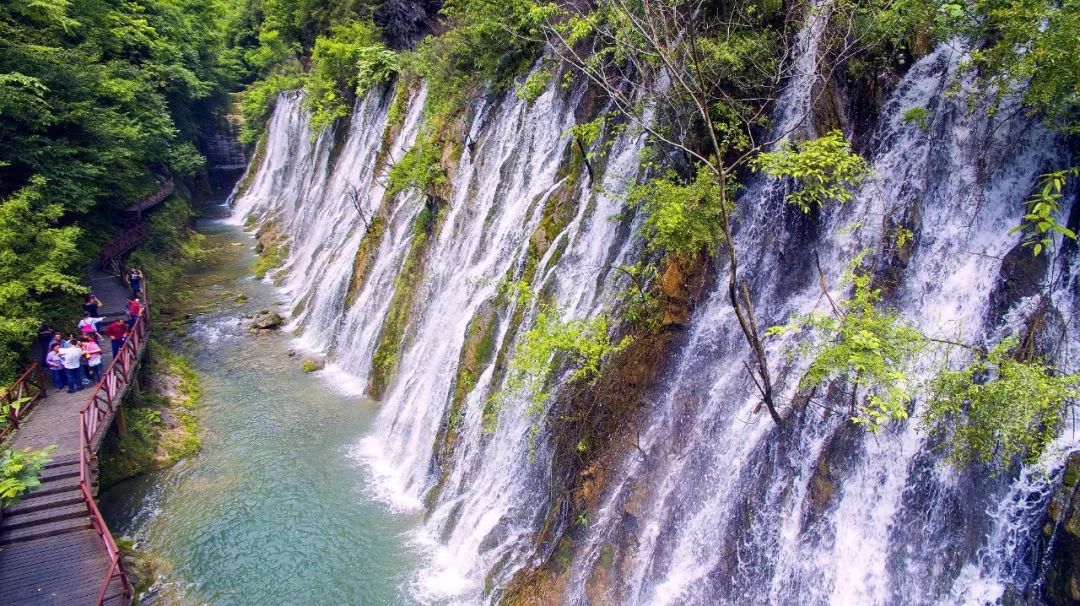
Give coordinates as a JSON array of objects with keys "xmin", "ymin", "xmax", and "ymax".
[
  {"xmin": 0, "ymin": 361, "xmax": 48, "ymax": 442},
  {"xmin": 128, "ymin": 178, "xmax": 175, "ymax": 213},
  {"xmin": 97, "ymin": 224, "xmax": 147, "ymax": 272},
  {"xmin": 78, "ymin": 291, "xmax": 148, "ymax": 605}
]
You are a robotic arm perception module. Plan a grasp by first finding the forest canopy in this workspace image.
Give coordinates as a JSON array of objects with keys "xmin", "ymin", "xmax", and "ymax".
[{"xmin": 0, "ymin": 0, "xmax": 239, "ymax": 379}]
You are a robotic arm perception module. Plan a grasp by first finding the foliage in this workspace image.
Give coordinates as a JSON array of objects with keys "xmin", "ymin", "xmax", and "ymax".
[
  {"xmin": 129, "ymin": 197, "xmax": 205, "ymax": 297},
  {"xmin": 864, "ymin": 0, "xmax": 1080, "ymax": 132},
  {"xmin": 488, "ymin": 305, "xmax": 629, "ymax": 431},
  {"xmin": 386, "ymin": 134, "xmax": 447, "ymax": 197},
  {"xmin": 751, "ymin": 131, "xmax": 871, "ymax": 212},
  {"xmin": 0, "ymin": 446, "xmax": 54, "ymax": 507},
  {"xmin": 0, "ymin": 0, "xmax": 237, "ymax": 380},
  {"xmin": 926, "ymin": 337, "xmax": 1080, "ymax": 467},
  {"xmin": 614, "ymin": 262, "xmax": 663, "ymax": 333},
  {"xmin": 306, "ymin": 20, "xmax": 398, "ymax": 133},
  {"xmin": 0, "ymin": 179, "xmax": 85, "ymax": 379},
  {"xmin": 412, "ymin": 0, "xmax": 546, "ymax": 116},
  {"xmin": 516, "ymin": 66, "xmax": 552, "ymax": 102},
  {"xmin": 628, "ymin": 168, "xmax": 730, "ymax": 259},
  {"xmin": 767, "ymin": 265, "xmax": 925, "ymax": 431},
  {"xmin": 947, "ymin": 0, "xmax": 1080, "ymax": 131},
  {"xmin": 1009, "ymin": 168, "xmax": 1078, "ymax": 256},
  {"xmin": 901, "ymin": 107, "xmax": 931, "ymax": 132},
  {"xmin": 99, "ymin": 342, "xmax": 201, "ymax": 486},
  {"xmin": 0, "ymin": 396, "xmax": 30, "ymax": 431},
  {"xmin": 239, "ymin": 69, "xmax": 303, "ymax": 144}
]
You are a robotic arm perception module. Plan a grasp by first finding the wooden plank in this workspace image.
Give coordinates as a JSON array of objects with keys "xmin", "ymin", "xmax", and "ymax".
[
  {"xmin": 1, "ymin": 503, "xmax": 88, "ymax": 531},
  {"xmin": 0, "ymin": 516, "xmax": 91, "ymax": 545},
  {"xmin": 0, "ymin": 532, "xmax": 102, "ymax": 569},
  {"xmin": 3, "ymin": 491, "xmax": 84, "ymax": 516}
]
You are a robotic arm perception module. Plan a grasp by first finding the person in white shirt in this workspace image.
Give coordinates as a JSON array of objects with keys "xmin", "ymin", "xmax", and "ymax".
[{"xmin": 59, "ymin": 343, "xmax": 84, "ymax": 393}]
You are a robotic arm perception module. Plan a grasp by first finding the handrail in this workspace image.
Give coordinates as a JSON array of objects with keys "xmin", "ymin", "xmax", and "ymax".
[
  {"xmin": 77, "ymin": 285, "xmax": 148, "ymax": 605},
  {"xmin": 0, "ymin": 361, "xmax": 48, "ymax": 442},
  {"xmin": 79, "ymin": 308, "xmax": 145, "ymax": 604},
  {"xmin": 127, "ymin": 178, "xmax": 174, "ymax": 213},
  {"xmin": 97, "ymin": 225, "xmax": 147, "ymax": 271}
]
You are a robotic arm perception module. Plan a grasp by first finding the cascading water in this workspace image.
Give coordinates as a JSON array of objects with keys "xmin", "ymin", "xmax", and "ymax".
[
  {"xmin": 229, "ymin": 22, "xmax": 1077, "ymax": 605},
  {"xmin": 560, "ymin": 42, "xmax": 1079, "ymax": 606}
]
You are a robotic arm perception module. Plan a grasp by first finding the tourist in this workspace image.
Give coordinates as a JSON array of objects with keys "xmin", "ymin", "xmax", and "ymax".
[
  {"xmin": 46, "ymin": 343, "xmax": 65, "ymax": 390},
  {"xmin": 82, "ymin": 293, "xmax": 102, "ymax": 317},
  {"xmin": 128, "ymin": 268, "xmax": 143, "ymax": 297},
  {"xmin": 77, "ymin": 311, "xmax": 103, "ymax": 342},
  {"xmin": 37, "ymin": 323, "xmax": 54, "ymax": 364},
  {"xmin": 103, "ymin": 318, "xmax": 128, "ymax": 358},
  {"xmin": 58, "ymin": 341, "xmax": 84, "ymax": 393},
  {"xmin": 81, "ymin": 337, "xmax": 102, "ymax": 382},
  {"xmin": 127, "ymin": 296, "xmax": 143, "ymax": 327}
]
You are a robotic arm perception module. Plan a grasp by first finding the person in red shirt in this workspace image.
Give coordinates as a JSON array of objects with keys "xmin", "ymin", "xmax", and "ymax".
[
  {"xmin": 103, "ymin": 318, "xmax": 128, "ymax": 358},
  {"xmin": 127, "ymin": 296, "xmax": 143, "ymax": 327}
]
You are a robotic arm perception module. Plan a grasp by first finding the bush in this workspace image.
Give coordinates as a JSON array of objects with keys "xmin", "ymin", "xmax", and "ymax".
[
  {"xmin": 927, "ymin": 338, "xmax": 1080, "ymax": 467},
  {"xmin": 306, "ymin": 20, "xmax": 399, "ymax": 133},
  {"xmin": 628, "ymin": 168, "xmax": 730, "ymax": 259}
]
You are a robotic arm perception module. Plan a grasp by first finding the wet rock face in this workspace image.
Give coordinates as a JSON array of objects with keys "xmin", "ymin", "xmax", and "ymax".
[
  {"xmin": 374, "ymin": 0, "xmax": 442, "ymax": 49},
  {"xmin": 986, "ymin": 239, "xmax": 1050, "ymax": 327},
  {"xmin": 1045, "ymin": 452, "xmax": 1080, "ymax": 605}
]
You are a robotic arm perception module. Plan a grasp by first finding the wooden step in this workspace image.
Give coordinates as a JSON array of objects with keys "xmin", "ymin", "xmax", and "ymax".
[
  {"xmin": 42, "ymin": 453, "xmax": 81, "ymax": 470},
  {"xmin": 38, "ymin": 462, "xmax": 81, "ymax": 482},
  {"xmin": 18, "ymin": 475, "xmax": 81, "ymax": 499},
  {"xmin": 0, "ymin": 516, "xmax": 91, "ymax": 545},
  {"xmin": 1, "ymin": 502, "xmax": 88, "ymax": 531},
  {"xmin": 2, "ymin": 490, "xmax": 84, "ymax": 516}
]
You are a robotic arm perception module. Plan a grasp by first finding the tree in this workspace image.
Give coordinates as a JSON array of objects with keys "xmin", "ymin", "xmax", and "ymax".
[{"xmin": 538, "ymin": 0, "xmax": 868, "ymax": 424}]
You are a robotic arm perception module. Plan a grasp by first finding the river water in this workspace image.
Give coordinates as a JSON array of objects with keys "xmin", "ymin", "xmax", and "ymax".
[{"xmin": 99, "ymin": 217, "xmax": 422, "ymax": 605}]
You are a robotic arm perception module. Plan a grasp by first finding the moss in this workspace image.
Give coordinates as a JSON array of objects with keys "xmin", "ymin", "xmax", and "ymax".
[
  {"xmin": 235, "ymin": 130, "xmax": 269, "ymax": 199},
  {"xmin": 501, "ymin": 331, "xmax": 681, "ymax": 600},
  {"xmin": 367, "ymin": 200, "xmax": 446, "ymax": 397},
  {"xmin": 344, "ymin": 214, "xmax": 387, "ymax": 307},
  {"xmin": 98, "ymin": 342, "xmax": 201, "ymax": 487},
  {"xmin": 427, "ymin": 301, "xmax": 500, "ymax": 506},
  {"xmin": 116, "ymin": 538, "xmax": 159, "ymax": 598},
  {"xmin": 598, "ymin": 545, "xmax": 615, "ymax": 569},
  {"xmin": 1065, "ymin": 452, "xmax": 1080, "ymax": 487},
  {"xmin": 301, "ymin": 359, "xmax": 324, "ymax": 373},
  {"xmin": 252, "ymin": 222, "xmax": 289, "ymax": 280},
  {"xmin": 375, "ymin": 75, "xmax": 419, "ymax": 172},
  {"xmin": 552, "ymin": 537, "xmax": 574, "ymax": 573}
]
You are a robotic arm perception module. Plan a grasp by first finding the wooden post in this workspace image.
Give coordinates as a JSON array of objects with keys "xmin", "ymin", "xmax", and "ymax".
[
  {"xmin": 115, "ymin": 404, "xmax": 128, "ymax": 437},
  {"xmin": 130, "ymin": 374, "xmax": 144, "ymax": 407}
]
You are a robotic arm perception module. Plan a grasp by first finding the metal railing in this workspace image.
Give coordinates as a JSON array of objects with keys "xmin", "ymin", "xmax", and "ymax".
[
  {"xmin": 0, "ymin": 361, "xmax": 48, "ymax": 442},
  {"xmin": 78, "ymin": 301, "xmax": 146, "ymax": 605}
]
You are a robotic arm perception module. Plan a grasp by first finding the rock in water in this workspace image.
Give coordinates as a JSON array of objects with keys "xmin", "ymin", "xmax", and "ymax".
[{"xmin": 250, "ymin": 311, "xmax": 284, "ymax": 330}]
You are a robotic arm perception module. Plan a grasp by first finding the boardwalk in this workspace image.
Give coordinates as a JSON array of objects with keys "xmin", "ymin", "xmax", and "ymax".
[{"xmin": 0, "ymin": 264, "xmax": 142, "ymax": 605}]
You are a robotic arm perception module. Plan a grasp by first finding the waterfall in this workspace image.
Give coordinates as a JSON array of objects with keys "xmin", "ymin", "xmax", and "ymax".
[{"xmin": 230, "ymin": 31, "xmax": 1078, "ymax": 605}]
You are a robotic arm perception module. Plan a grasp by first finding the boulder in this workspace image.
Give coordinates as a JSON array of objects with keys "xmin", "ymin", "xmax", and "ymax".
[{"xmin": 250, "ymin": 311, "xmax": 284, "ymax": 330}]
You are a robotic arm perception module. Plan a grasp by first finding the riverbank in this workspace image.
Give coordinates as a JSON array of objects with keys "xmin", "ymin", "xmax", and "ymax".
[{"xmin": 96, "ymin": 195, "xmax": 208, "ymax": 490}]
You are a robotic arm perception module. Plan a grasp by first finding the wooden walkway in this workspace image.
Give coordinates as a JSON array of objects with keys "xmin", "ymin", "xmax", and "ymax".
[{"xmin": 0, "ymin": 264, "xmax": 145, "ymax": 604}]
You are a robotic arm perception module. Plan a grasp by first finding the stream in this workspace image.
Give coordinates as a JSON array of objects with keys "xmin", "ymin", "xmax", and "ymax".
[{"xmin": 99, "ymin": 215, "xmax": 423, "ymax": 605}]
